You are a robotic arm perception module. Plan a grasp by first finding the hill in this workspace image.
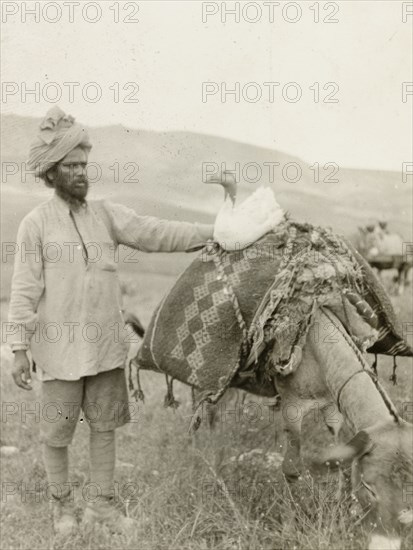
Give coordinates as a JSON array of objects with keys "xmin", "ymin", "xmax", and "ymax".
[{"xmin": 1, "ymin": 113, "xmax": 411, "ymax": 299}]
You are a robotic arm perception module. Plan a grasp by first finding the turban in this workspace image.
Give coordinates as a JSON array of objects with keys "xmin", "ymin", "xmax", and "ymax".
[{"xmin": 27, "ymin": 106, "xmax": 92, "ymax": 177}]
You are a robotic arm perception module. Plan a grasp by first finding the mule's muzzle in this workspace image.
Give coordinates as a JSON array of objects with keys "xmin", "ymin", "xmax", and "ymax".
[{"xmin": 398, "ymin": 508, "xmax": 413, "ymax": 525}]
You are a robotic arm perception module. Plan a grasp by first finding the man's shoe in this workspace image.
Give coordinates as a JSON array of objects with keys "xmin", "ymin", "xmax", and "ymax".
[
  {"xmin": 51, "ymin": 493, "xmax": 77, "ymax": 536},
  {"xmin": 82, "ymin": 497, "xmax": 136, "ymax": 534}
]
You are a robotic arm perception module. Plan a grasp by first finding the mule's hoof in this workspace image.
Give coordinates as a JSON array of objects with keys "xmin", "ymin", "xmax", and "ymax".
[
  {"xmin": 282, "ymin": 459, "xmax": 304, "ymax": 481},
  {"xmin": 284, "ymin": 472, "xmax": 301, "ymax": 483}
]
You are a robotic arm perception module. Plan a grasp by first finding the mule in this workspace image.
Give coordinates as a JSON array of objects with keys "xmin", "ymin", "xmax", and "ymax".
[{"xmin": 272, "ymin": 307, "xmax": 412, "ymax": 550}]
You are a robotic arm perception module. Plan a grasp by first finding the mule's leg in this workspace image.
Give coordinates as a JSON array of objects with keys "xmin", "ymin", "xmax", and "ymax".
[
  {"xmin": 282, "ymin": 413, "xmax": 304, "ymax": 479},
  {"xmin": 191, "ymin": 387, "xmax": 220, "ymax": 429},
  {"xmin": 204, "ymin": 400, "xmax": 219, "ymax": 430},
  {"xmin": 272, "ymin": 322, "xmax": 334, "ymax": 481},
  {"xmin": 321, "ymin": 404, "xmax": 351, "ymax": 498},
  {"xmin": 191, "ymin": 388, "xmax": 243, "ymax": 432},
  {"xmin": 321, "ymin": 402, "xmax": 343, "ymax": 442},
  {"xmin": 274, "ymin": 348, "xmax": 328, "ymax": 480},
  {"xmin": 278, "ymin": 395, "xmax": 309, "ymax": 480}
]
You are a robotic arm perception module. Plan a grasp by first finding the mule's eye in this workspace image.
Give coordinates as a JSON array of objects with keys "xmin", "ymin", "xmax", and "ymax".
[{"xmin": 361, "ymin": 480, "xmax": 378, "ymax": 500}]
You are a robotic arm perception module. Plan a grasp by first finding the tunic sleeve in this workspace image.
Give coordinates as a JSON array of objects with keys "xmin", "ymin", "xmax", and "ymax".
[{"xmin": 103, "ymin": 200, "xmax": 213, "ymax": 253}]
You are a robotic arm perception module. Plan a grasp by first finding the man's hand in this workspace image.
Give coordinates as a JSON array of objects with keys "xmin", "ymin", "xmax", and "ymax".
[{"xmin": 12, "ymin": 351, "xmax": 32, "ymax": 390}]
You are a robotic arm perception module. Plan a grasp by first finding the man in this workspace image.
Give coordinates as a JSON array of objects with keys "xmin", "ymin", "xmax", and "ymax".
[{"xmin": 8, "ymin": 107, "xmax": 214, "ymax": 535}]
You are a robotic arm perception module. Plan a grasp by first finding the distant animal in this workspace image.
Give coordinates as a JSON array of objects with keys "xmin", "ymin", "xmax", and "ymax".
[
  {"xmin": 354, "ymin": 224, "xmax": 411, "ymax": 294},
  {"xmin": 205, "ymin": 172, "xmax": 284, "ymax": 250}
]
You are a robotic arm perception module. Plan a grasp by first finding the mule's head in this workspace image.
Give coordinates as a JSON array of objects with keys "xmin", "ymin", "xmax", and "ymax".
[{"xmin": 324, "ymin": 421, "xmax": 413, "ymax": 550}]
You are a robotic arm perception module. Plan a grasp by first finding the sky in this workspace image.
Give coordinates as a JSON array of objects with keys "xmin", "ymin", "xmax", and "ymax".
[{"xmin": 1, "ymin": 0, "xmax": 412, "ymax": 170}]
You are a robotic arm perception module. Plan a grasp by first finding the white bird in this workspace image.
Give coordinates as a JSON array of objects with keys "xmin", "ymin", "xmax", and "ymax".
[{"xmin": 206, "ymin": 172, "xmax": 285, "ymax": 250}]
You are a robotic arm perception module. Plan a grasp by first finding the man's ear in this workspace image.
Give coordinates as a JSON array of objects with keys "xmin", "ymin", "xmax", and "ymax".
[
  {"xmin": 44, "ymin": 166, "xmax": 58, "ymax": 187},
  {"xmin": 46, "ymin": 167, "xmax": 57, "ymax": 182},
  {"xmin": 320, "ymin": 430, "xmax": 373, "ymax": 466}
]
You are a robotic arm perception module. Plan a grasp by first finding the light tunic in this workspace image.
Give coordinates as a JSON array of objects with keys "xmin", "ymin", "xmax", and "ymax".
[{"xmin": 8, "ymin": 193, "xmax": 213, "ymax": 381}]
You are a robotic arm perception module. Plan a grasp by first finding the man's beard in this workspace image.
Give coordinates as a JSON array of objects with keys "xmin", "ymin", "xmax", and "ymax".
[{"xmin": 55, "ymin": 178, "xmax": 89, "ymax": 206}]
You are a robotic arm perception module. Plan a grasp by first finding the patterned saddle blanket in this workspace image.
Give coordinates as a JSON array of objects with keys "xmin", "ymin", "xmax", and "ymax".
[{"xmin": 135, "ymin": 221, "xmax": 412, "ymax": 406}]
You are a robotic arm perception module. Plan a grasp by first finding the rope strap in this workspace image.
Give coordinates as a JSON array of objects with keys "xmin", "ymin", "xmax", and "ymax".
[
  {"xmin": 211, "ymin": 245, "xmax": 249, "ymax": 356},
  {"xmin": 323, "ymin": 308, "xmax": 401, "ymax": 424},
  {"xmin": 336, "ymin": 369, "xmax": 373, "ymax": 413}
]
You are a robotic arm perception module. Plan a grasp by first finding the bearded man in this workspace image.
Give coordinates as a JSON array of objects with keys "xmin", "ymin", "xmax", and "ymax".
[{"xmin": 8, "ymin": 107, "xmax": 214, "ymax": 535}]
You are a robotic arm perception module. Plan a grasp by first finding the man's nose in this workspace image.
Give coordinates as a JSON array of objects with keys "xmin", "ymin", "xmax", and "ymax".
[{"xmin": 73, "ymin": 164, "xmax": 86, "ymax": 177}]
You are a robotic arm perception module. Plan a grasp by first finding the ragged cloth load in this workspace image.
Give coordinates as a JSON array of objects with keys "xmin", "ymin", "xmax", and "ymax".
[
  {"xmin": 134, "ymin": 220, "xmax": 412, "ymax": 409},
  {"xmin": 344, "ymin": 241, "xmax": 413, "ymax": 357}
]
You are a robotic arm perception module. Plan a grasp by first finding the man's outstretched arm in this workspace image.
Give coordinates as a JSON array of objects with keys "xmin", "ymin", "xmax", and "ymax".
[{"xmin": 103, "ymin": 200, "xmax": 214, "ymax": 252}]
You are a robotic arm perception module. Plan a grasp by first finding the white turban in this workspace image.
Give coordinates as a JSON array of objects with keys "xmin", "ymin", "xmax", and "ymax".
[{"xmin": 27, "ymin": 106, "xmax": 92, "ymax": 177}]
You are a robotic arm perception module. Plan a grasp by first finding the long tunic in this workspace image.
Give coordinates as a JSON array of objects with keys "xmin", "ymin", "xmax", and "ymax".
[{"xmin": 8, "ymin": 193, "xmax": 213, "ymax": 381}]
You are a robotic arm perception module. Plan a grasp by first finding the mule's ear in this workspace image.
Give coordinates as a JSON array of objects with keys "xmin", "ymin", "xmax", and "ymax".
[{"xmin": 321, "ymin": 431, "xmax": 373, "ymax": 465}]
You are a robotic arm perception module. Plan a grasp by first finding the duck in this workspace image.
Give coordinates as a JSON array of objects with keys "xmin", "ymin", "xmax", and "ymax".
[{"xmin": 206, "ymin": 171, "xmax": 285, "ymax": 250}]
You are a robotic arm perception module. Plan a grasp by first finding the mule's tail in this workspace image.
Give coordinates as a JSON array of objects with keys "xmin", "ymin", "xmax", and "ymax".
[{"xmin": 123, "ymin": 310, "xmax": 145, "ymax": 338}]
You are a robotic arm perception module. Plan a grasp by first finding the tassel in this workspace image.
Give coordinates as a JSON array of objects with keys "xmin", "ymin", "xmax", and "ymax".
[
  {"xmin": 389, "ymin": 356, "xmax": 398, "ymax": 386},
  {"xmin": 164, "ymin": 375, "xmax": 180, "ymax": 409},
  {"xmin": 128, "ymin": 359, "xmax": 145, "ymax": 402},
  {"xmin": 371, "ymin": 354, "xmax": 378, "ymax": 377}
]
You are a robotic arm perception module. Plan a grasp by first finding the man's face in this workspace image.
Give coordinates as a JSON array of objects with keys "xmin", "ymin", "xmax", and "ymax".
[{"xmin": 49, "ymin": 147, "xmax": 89, "ymax": 202}]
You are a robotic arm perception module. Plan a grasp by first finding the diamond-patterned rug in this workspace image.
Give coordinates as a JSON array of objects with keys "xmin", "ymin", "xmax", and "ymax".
[
  {"xmin": 136, "ymin": 229, "xmax": 290, "ymax": 396},
  {"xmin": 135, "ymin": 222, "xmax": 412, "ymax": 405}
]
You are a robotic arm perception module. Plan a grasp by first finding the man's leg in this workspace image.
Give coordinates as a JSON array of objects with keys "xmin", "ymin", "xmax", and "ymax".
[
  {"xmin": 89, "ymin": 430, "xmax": 115, "ymax": 497},
  {"xmin": 82, "ymin": 368, "xmax": 135, "ymax": 532},
  {"xmin": 41, "ymin": 378, "xmax": 82, "ymax": 535},
  {"xmin": 43, "ymin": 445, "xmax": 69, "ymax": 493}
]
